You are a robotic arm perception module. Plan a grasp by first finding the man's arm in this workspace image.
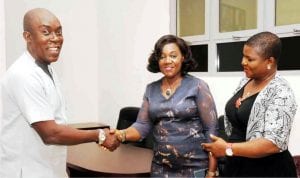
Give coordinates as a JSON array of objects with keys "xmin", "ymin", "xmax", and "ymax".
[{"xmin": 32, "ymin": 120, "xmax": 120, "ymax": 150}]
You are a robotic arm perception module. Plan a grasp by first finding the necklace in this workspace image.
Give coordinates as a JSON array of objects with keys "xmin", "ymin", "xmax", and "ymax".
[
  {"xmin": 235, "ymin": 92, "xmax": 251, "ymax": 109},
  {"xmin": 164, "ymin": 77, "xmax": 182, "ymax": 97},
  {"xmin": 165, "ymin": 80, "xmax": 173, "ymax": 97},
  {"xmin": 235, "ymin": 72, "xmax": 276, "ymax": 109},
  {"xmin": 166, "ymin": 88, "xmax": 172, "ymax": 96}
]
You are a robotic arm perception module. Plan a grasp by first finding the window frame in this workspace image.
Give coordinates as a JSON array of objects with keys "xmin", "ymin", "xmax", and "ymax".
[
  {"xmin": 171, "ymin": 0, "xmax": 210, "ymax": 43},
  {"xmin": 170, "ymin": 0, "xmax": 300, "ymax": 75},
  {"xmin": 265, "ymin": 0, "xmax": 300, "ymax": 35},
  {"xmin": 212, "ymin": 0, "xmax": 264, "ymax": 41}
]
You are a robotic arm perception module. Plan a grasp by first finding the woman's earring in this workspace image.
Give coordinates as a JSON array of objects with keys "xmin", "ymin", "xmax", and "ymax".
[{"xmin": 267, "ymin": 65, "xmax": 271, "ymax": 70}]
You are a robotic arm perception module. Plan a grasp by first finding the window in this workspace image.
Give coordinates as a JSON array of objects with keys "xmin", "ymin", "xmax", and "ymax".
[
  {"xmin": 175, "ymin": 0, "xmax": 209, "ymax": 71},
  {"xmin": 275, "ymin": 0, "xmax": 300, "ymax": 26},
  {"xmin": 177, "ymin": 0, "xmax": 205, "ymax": 37},
  {"xmin": 170, "ymin": 0, "xmax": 300, "ymax": 74},
  {"xmin": 219, "ymin": 0, "xmax": 257, "ymax": 33},
  {"xmin": 278, "ymin": 36, "xmax": 300, "ymax": 70},
  {"xmin": 190, "ymin": 44, "xmax": 208, "ymax": 72},
  {"xmin": 217, "ymin": 41, "xmax": 244, "ymax": 72},
  {"xmin": 216, "ymin": 0, "xmax": 259, "ymax": 72},
  {"xmin": 172, "ymin": 0, "xmax": 300, "ymax": 73},
  {"xmin": 176, "ymin": 0, "xmax": 209, "ymax": 41}
]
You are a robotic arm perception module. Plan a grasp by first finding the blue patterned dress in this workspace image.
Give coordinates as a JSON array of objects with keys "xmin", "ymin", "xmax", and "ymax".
[{"xmin": 132, "ymin": 75, "xmax": 218, "ymax": 177}]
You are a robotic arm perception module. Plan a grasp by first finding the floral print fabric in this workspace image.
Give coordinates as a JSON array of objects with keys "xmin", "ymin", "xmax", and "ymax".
[
  {"xmin": 132, "ymin": 75, "xmax": 218, "ymax": 177},
  {"xmin": 224, "ymin": 74, "xmax": 297, "ymax": 151}
]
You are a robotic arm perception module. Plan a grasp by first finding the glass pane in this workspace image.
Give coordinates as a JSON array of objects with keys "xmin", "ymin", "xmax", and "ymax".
[
  {"xmin": 217, "ymin": 41, "xmax": 244, "ymax": 72},
  {"xmin": 278, "ymin": 36, "xmax": 300, "ymax": 70},
  {"xmin": 177, "ymin": 0, "xmax": 205, "ymax": 37},
  {"xmin": 276, "ymin": 0, "xmax": 300, "ymax": 26},
  {"xmin": 219, "ymin": 0, "xmax": 257, "ymax": 33},
  {"xmin": 190, "ymin": 44, "xmax": 208, "ymax": 72},
  {"xmin": 217, "ymin": 37, "xmax": 300, "ymax": 72}
]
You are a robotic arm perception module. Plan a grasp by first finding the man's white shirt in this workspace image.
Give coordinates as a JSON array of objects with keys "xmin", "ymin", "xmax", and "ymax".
[{"xmin": 0, "ymin": 51, "xmax": 68, "ymax": 178}]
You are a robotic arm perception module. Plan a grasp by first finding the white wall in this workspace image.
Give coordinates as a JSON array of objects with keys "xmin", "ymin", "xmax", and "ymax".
[
  {"xmin": 0, "ymin": 0, "xmax": 6, "ymax": 131},
  {"xmin": 0, "ymin": 0, "xmax": 5, "ymax": 75},
  {"xmin": 281, "ymin": 75, "xmax": 300, "ymax": 155},
  {"xmin": 97, "ymin": 0, "xmax": 169, "ymax": 127},
  {"xmin": 54, "ymin": 1, "xmax": 100, "ymax": 124},
  {"xmin": 1, "ymin": 0, "xmax": 299, "ymax": 155}
]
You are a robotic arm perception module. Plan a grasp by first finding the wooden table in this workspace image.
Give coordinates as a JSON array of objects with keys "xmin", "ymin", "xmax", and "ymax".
[{"xmin": 67, "ymin": 142, "xmax": 153, "ymax": 177}]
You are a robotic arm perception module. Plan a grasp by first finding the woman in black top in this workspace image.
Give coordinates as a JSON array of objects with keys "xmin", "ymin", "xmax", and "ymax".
[{"xmin": 202, "ymin": 31, "xmax": 297, "ymax": 177}]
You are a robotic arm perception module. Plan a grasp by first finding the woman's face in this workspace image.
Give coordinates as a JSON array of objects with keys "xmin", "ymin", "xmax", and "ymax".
[
  {"xmin": 241, "ymin": 45, "xmax": 271, "ymax": 79},
  {"xmin": 158, "ymin": 43, "xmax": 184, "ymax": 79}
]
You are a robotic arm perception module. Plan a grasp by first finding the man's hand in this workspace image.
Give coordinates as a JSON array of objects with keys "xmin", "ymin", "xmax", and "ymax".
[{"xmin": 100, "ymin": 128, "xmax": 120, "ymax": 151}]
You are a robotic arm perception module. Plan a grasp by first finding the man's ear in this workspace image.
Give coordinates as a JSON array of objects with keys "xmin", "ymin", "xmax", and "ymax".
[{"xmin": 23, "ymin": 31, "xmax": 31, "ymax": 42}]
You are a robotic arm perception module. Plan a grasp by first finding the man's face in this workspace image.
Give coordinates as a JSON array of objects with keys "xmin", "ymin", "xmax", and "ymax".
[{"xmin": 26, "ymin": 14, "xmax": 63, "ymax": 64}]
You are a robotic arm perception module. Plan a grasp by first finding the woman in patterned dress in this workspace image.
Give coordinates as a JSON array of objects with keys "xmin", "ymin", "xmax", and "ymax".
[
  {"xmin": 115, "ymin": 34, "xmax": 219, "ymax": 177},
  {"xmin": 202, "ymin": 31, "xmax": 297, "ymax": 177}
]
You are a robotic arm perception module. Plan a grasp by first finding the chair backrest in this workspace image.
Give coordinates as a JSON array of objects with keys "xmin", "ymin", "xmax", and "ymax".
[
  {"xmin": 116, "ymin": 107, "xmax": 140, "ymax": 130},
  {"xmin": 218, "ymin": 115, "xmax": 228, "ymax": 141},
  {"xmin": 294, "ymin": 155, "xmax": 300, "ymax": 177},
  {"xmin": 217, "ymin": 115, "xmax": 227, "ymax": 176},
  {"xmin": 116, "ymin": 106, "xmax": 153, "ymax": 149}
]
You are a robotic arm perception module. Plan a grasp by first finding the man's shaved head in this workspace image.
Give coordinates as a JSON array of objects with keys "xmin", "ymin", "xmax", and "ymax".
[{"xmin": 23, "ymin": 8, "xmax": 58, "ymax": 33}]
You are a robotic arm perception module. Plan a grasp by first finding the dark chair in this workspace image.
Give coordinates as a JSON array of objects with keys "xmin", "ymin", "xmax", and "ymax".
[
  {"xmin": 218, "ymin": 115, "xmax": 228, "ymax": 141},
  {"xmin": 116, "ymin": 107, "xmax": 153, "ymax": 149},
  {"xmin": 217, "ymin": 115, "xmax": 227, "ymax": 176},
  {"xmin": 116, "ymin": 107, "xmax": 140, "ymax": 130}
]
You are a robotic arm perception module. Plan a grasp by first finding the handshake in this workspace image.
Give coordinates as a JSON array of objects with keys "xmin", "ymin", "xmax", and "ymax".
[{"xmin": 97, "ymin": 128, "xmax": 127, "ymax": 151}]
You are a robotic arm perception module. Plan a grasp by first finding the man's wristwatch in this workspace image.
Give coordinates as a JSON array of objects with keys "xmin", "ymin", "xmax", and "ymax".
[
  {"xmin": 225, "ymin": 143, "xmax": 233, "ymax": 156},
  {"xmin": 98, "ymin": 129, "xmax": 106, "ymax": 145}
]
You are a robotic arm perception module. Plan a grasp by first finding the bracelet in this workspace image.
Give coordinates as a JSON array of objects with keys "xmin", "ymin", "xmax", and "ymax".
[
  {"xmin": 120, "ymin": 130, "xmax": 126, "ymax": 142},
  {"xmin": 206, "ymin": 170, "xmax": 219, "ymax": 177}
]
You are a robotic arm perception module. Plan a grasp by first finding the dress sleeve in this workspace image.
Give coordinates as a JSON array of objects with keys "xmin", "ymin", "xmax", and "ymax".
[
  {"xmin": 131, "ymin": 85, "xmax": 152, "ymax": 139},
  {"xmin": 196, "ymin": 80, "xmax": 218, "ymax": 142},
  {"xmin": 263, "ymin": 84, "xmax": 297, "ymax": 151}
]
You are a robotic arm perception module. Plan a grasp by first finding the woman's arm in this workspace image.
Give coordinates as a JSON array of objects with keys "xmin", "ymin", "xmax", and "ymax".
[
  {"xmin": 202, "ymin": 135, "xmax": 280, "ymax": 158},
  {"xmin": 195, "ymin": 80, "xmax": 219, "ymax": 176},
  {"xmin": 196, "ymin": 80, "xmax": 218, "ymax": 139},
  {"xmin": 206, "ymin": 154, "xmax": 218, "ymax": 177},
  {"xmin": 115, "ymin": 126, "xmax": 142, "ymax": 142}
]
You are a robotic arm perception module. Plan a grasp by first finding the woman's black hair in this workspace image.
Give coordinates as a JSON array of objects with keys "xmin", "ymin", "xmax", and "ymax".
[
  {"xmin": 245, "ymin": 31, "xmax": 282, "ymax": 63},
  {"xmin": 147, "ymin": 34, "xmax": 197, "ymax": 75}
]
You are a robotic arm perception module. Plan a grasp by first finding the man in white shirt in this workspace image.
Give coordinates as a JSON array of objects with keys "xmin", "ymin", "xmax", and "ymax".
[{"xmin": 0, "ymin": 8, "xmax": 119, "ymax": 178}]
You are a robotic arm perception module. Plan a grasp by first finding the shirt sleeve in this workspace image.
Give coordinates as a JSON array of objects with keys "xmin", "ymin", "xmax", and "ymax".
[
  {"xmin": 10, "ymin": 72, "xmax": 54, "ymax": 124},
  {"xmin": 195, "ymin": 79, "xmax": 218, "ymax": 142},
  {"xmin": 131, "ymin": 85, "xmax": 152, "ymax": 139}
]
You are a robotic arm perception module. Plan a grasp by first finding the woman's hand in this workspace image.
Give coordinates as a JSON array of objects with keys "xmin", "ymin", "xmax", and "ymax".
[
  {"xmin": 206, "ymin": 151, "xmax": 219, "ymax": 178},
  {"xmin": 109, "ymin": 129, "xmax": 125, "ymax": 142},
  {"xmin": 202, "ymin": 134, "xmax": 227, "ymax": 158}
]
